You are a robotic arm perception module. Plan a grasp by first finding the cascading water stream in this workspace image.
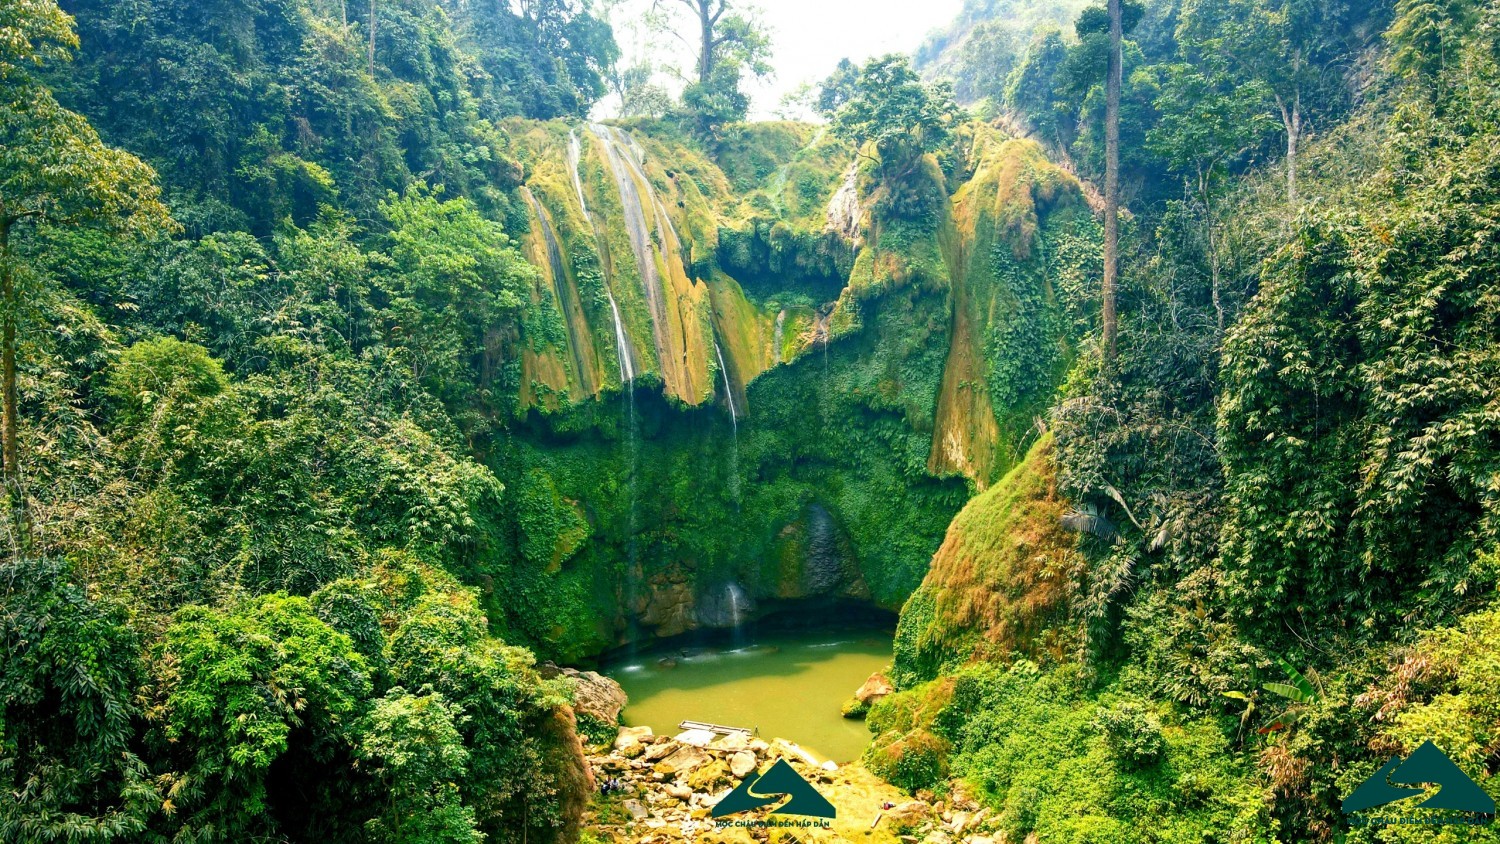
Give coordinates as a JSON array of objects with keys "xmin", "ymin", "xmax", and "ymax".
[
  {"xmin": 525, "ymin": 189, "xmax": 593, "ymax": 394},
  {"xmin": 591, "ymin": 124, "xmax": 671, "ymax": 369},
  {"xmin": 568, "ymin": 130, "xmax": 635, "ymax": 388},
  {"xmin": 726, "ymin": 582, "xmax": 747, "ymax": 647},
  {"xmin": 714, "ymin": 334, "xmax": 742, "ymax": 505},
  {"xmin": 570, "ymin": 129, "xmax": 641, "ymax": 648},
  {"xmin": 714, "ymin": 340, "xmax": 738, "ymax": 430},
  {"xmin": 568, "ymin": 130, "xmax": 590, "ymax": 218},
  {"xmin": 609, "ymin": 298, "xmax": 634, "ymax": 385}
]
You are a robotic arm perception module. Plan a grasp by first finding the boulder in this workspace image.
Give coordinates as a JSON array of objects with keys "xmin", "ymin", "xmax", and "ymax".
[
  {"xmin": 665, "ymin": 782, "xmax": 692, "ymax": 801},
  {"xmin": 729, "ymin": 750, "xmax": 757, "ymax": 778},
  {"xmin": 711, "ymin": 732, "xmax": 750, "ymax": 752},
  {"xmin": 642, "ymin": 740, "xmax": 679, "ymax": 763},
  {"xmin": 539, "ymin": 663, "xmax": 628, "ymax": 726},
  {"xmin": 654, "ymin": 745, "xmax": 711, "ymax": 777},
  {"xmin": 887, "ymin": 800, "xmax": 934, "ymax": 832},
  {"xmin": 614, "ymin": 725, "xmax": 653, "ymax": 757},
  {"xmin": 622, "ymin": 799, "xmax": 649, "ymax": 821},
  {"xmin": 855, "ymin": 671, "xmax": 894, "ymax": 705},
  {"xmin": 685, "ymin": 758, "xmax": 732, "ymax": 792}
]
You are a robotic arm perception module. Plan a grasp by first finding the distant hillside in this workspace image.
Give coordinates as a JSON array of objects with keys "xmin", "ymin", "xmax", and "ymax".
[{"xmin": 913, "ymin": 0, "xmax": 1092, "ymax": 105}]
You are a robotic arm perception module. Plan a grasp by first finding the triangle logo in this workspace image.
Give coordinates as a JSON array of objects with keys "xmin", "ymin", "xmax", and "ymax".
[
  {"xmin": 711, "ymin": 758, "xmax": 838, "ymax": 819},
  {"xmin": 1344, "ymin": 741, "xmax": 1495, "ymax": 817}
]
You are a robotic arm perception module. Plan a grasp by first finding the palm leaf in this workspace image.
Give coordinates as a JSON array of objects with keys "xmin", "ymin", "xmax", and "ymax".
[{"xmin": 1262, "ymin": 681, "xmax": 1310, "ymax": 702}]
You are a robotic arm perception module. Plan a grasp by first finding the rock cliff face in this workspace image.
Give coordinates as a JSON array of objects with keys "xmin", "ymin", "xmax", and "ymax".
[{"xmin": 494, "ymin": 121, "xmax": 1098, "ymax": 660}]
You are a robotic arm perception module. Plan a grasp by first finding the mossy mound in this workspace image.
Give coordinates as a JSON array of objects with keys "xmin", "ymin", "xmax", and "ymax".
[{"xmin": 893, "ymin": 434, "xmax": 1083, "ymax": 685}]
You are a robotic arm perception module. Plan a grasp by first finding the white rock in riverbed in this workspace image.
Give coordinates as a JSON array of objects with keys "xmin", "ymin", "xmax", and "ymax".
[{"xmin": 729, "ymin": 750, "xmax": 757, "ymax": 778}]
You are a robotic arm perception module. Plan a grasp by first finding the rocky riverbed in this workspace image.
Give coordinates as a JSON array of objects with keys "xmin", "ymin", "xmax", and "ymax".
[{"xmin": 578, "ymin": 724, "xmax": 1016, "ymax": 844}]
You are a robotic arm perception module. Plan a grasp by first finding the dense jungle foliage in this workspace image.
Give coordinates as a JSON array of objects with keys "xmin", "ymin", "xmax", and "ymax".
[{"xmin": 3, "ymin": 0, "xmax": 1500, "ymax": 841}]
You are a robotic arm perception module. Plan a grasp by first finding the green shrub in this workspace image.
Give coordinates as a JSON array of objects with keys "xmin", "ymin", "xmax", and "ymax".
[{"xmin": 1093, "ymin": 701, "xmax": 1166, "ymax": 770}]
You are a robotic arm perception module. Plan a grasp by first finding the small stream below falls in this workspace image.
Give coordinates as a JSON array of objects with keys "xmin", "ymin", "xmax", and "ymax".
[{"xmin": 604, "ymin": 625, "xmax": 894, "ymax": 764}]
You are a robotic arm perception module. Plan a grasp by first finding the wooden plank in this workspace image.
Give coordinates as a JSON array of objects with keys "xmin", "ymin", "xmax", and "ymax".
[{"xmin": 677, "ymin": 719, "xmax": 753, "ymax": 736}]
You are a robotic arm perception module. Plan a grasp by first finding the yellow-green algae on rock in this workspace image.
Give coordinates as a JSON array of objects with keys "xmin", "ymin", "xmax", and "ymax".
[{"xmin": 509, "ymin": 120, "xmax": 1094, "ymax": 486}]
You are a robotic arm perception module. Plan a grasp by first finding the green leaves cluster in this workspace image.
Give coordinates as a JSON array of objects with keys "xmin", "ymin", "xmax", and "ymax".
[{"xmin": 827, "ymin": 55, "xmax": 962, "ymax": 185}]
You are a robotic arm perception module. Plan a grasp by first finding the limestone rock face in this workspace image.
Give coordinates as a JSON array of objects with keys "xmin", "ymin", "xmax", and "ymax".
[
  {"xmin": 634, "ymin": 569, "xmax": 696, "ymax": 638},
  {"xmin": 893, "ymin": 436, "xmax": 1083, "ymax": 685}
]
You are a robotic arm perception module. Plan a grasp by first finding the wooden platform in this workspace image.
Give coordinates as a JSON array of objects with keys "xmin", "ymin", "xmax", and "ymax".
[{"xmin": 678, "ymin": 719, "xmax": 752, "ymax": 736}]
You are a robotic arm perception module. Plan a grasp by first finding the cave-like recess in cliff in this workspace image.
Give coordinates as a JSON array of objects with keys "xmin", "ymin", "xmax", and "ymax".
[{"xmin": 483, "ymin": 119, "xmax": 1101, "ymax": 663}]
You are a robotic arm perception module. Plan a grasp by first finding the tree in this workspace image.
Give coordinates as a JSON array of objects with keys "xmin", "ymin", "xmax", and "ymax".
[
  {"xmin": 816, "ymin": 57, "xmax": 860, "ymax": 117},
  {"xmin": 1387, "ymin": 0, "xmax": 1481, "ymax": 79},
  {"xmin": 651, "ymin": 0, "xmax": 770, "ymax": 135},
  {"xmin": 358, "ymin": 687, "xmax": 481, "ymax": 843},
  {"xmin": 651, "ymin": 0, "xmax": 764, "ymax": 85},
  {"xmin": 1177, "ymin": 0, "xmax": 1359, "ymax": 209},
  {"xmin": 1146, "ymin": 61, "xmax": 1276, "ymax": 330},
  {"xmin": 0, "ymin": 558, "xmax": 154, "ymax": 838},
  {"xmin": 1003, "ymin": 29, "xmax": 1070, "ymax": 148},
  {"xmin": 0, "ymin": 0, "xmax": 172, "ymax": 552},
  {"xmin": 828, "ymin": 54, "xmax": 961, "ymax": 183},
  {"xmin": 1102, "ymin": 0, "xmax": 1123, "ymax": 362},
  {"xmin": 614, "ymin": 62, "xmax": 675, "ymax": 118}
]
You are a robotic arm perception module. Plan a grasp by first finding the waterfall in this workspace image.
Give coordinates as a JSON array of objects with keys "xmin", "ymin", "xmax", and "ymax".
[
  {"xmin": 715, "ymin": 339, "xmax": 738, "ymax": 429},
  {"xmin": 574, "ymin": 130, "xmax": 642, "ymax": 648},
  {"xmin": 525, "ymin": 189, "xmax": 593, "ymax": 395},
  {"xmin": 726, "ymin": 581, "xmax": 747, "ymax": 647},
  {"xmin": 773, "ymin": 310, "xmax": 786, "ymax": 365},
  {"xmin": 728, "ymin": 583, "xmax": 742, "ymax": 627},
  {"xmin": 715, "ymin": 335, "xmax": 742, "ymax": 506},
  {"xmin": 591, "ymin": 124, "xmax": 671, "ymax": 368},
  {"xmin": 610, "ymin": 297, "xmax": 634, "ymax": 385},
  {"xmin": 569, "ymin": 130, "xmax": 634, "ymax": 387},
  {"xmin": 568, "ymin": 130, "xmax": 590, "ymax": 218}
]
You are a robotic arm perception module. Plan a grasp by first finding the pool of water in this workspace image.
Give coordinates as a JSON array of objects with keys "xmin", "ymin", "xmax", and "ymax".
[{"xmin": 604, "ymin": 628, "xmax": 894, "ymax": 764}]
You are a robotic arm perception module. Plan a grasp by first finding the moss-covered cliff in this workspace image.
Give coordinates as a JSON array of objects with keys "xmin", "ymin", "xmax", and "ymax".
[
  {"xmin": 493, "ymin": 120, "xmax": 1099, "ymax": 661},
  {"xmin": 892, "ymin": 435, "xmax": 1083, "ymax": 686}
]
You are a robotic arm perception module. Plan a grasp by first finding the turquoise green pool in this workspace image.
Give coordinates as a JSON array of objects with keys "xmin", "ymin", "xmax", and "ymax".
[{"xmin": 605, "ymin": 629, "xmax": 894, "ymax": 764}]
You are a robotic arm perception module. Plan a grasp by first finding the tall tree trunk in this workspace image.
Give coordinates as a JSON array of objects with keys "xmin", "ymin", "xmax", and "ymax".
[
  {"xmin": 0, "ymin": 221, "xmax": 29, "ymax": 554},
  {"xmin": 368, "ymin": 0, "xmax": 377, "ymax": 78},
  {"xmin": 698, "ymin": 0, "xmax": 713, "ymax": 84},
  {"xmin": 1285, "ymin": 93, "xmax": 1300, "ymax": 208},
  {"xmin": 1102, "ymin": 0, "xmax": 1123, "ymax": 363}
]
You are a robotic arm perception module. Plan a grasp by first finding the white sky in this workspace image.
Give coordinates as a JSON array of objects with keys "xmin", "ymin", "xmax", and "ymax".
[{"xmin": 602, "ymin": 0, "xmax": 967, "ymax": 120}]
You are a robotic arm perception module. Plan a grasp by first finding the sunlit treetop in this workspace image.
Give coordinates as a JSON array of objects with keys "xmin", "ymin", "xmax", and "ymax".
[{"xmin": 0, "ymin": 0, "xmax": 77, "ymax": 81}]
